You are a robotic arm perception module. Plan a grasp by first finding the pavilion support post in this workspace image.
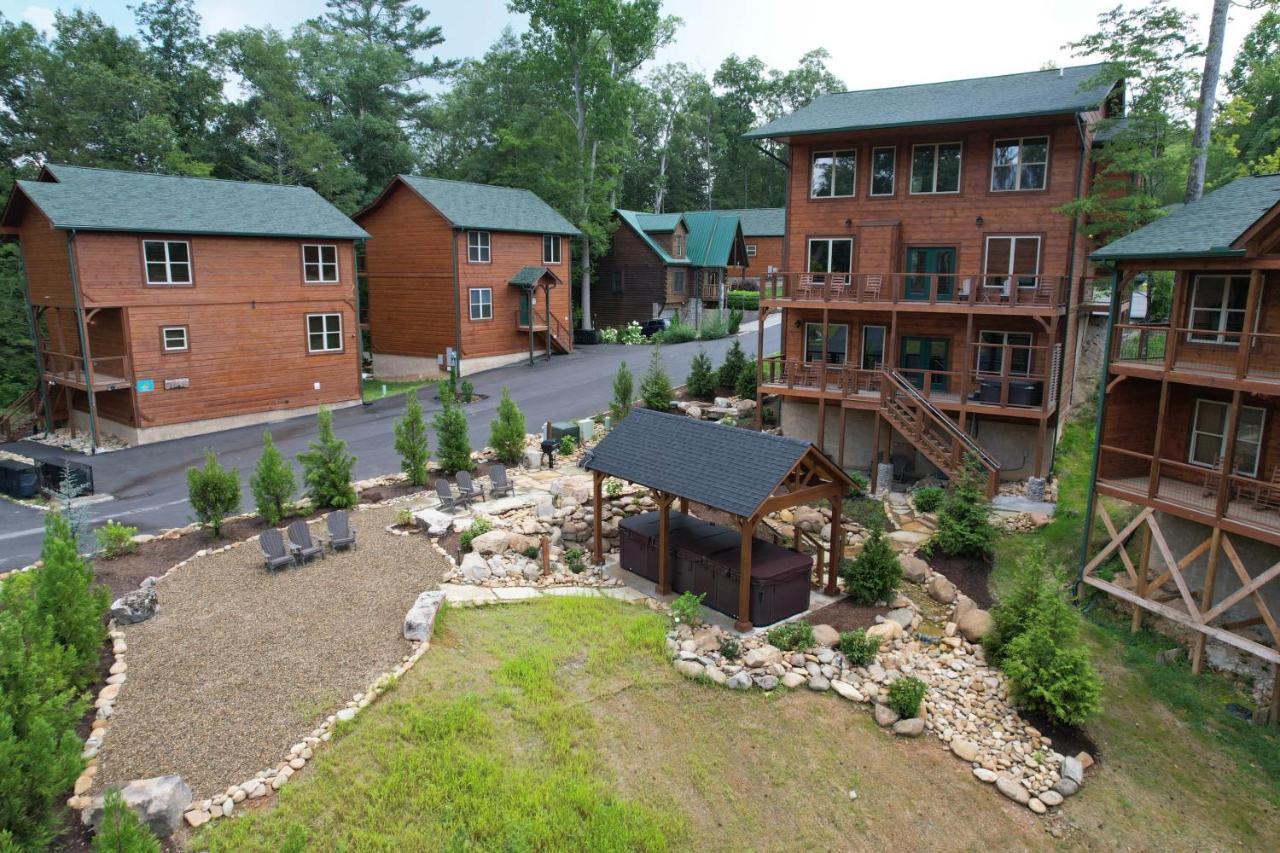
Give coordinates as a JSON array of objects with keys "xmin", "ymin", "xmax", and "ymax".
[
  {"xmin": 735, "ymin": 515, "xmax": 757, "ymax": 632},
  {"xmin": 656, "ymin": 491, "xmax": 674, "ymax": 596},
  {"xmin": 1191, "ymin": 528, "xmax": 1223, "ymax": 675},
  {"xmin": 592, "ymin": 470, "xmax": 604, "ymax": 566},
  {"xmin": 826, "ymin": 494, "xmax": 841, "ymax": 596},
  {"xmin": 679, "ymin": 497, "xmax": 689, "ymax": 515}
]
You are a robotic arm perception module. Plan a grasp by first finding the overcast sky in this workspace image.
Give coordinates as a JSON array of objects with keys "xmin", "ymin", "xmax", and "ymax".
[{"xmin": 2, "ymin": 0, "xmax": 1269, "ymax": 95}]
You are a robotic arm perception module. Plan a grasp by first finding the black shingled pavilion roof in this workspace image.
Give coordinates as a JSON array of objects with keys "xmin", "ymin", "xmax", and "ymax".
[{"xmin": 582, "ymin": 409, "xmax": 848, "ymax": 518}]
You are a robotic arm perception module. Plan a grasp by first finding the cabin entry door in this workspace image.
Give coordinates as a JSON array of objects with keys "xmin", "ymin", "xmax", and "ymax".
[
  {"xmin": 899, "ymin": 336, "xmax": 950, "ymax": 393},
  {"xmin": 904, "ymin": 247, "xmax": 956, "ymax": 302}
]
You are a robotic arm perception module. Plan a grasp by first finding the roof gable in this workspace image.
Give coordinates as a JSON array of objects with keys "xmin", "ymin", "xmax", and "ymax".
[
  {"xmin": 745, "ymin": 63, "xmax": 1117, "ymax": 140},
  {"xmin": 709, "ymin": 208, "xmax": 784, "ymax": 237},
  {"xmin": 378, "ymin": 175, "xmax": 581, "ymax": 237},
  {"xmin": 681, "ymin": 211, "xmax": 743, "ymax": 268},
  {"xmin": 615, "ymin": 209, "xmax": 689, "ymax": 265},
  {"xmin": 582, "ymin": 409, "xmax": 849, "ymax": 518},
  {"xmin": 1092, "ymin": 174, "xmax": 1280, "ymax": 261},
  {"xmin": 3, "ymin": 164, "xmax": 369, "ymax": 239}
]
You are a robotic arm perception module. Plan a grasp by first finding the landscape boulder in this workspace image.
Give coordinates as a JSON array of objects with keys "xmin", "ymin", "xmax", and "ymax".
[
  {"xmin": 811, "ymin": 623, "xmax": 840, "ymax": 647},
  {"xmin": 927, "ymin": 574, "xmax": 957, "ymax": 604},
  {"xmin": 953, "ymin": 594, "xmax": 976, "ymax": 621},
  {"xmin": 403, "ymin": 590, "xmax": 446, "ymax": 641},
  {"xmin": 110, "ymin": 588, "xmax": 158, "ymax": 625},
  {"xmin": 892, "ymin": 717, "xmax": 924, "ymax": 737},
  {"xmin": 468, "ymin": 529, "xmax": 513, "ymax": 556},
  {"xmin": 957, "ymin": 608, "xmax": 993, "ymax": 642},
  {"xmin": 901, "ymin": 553, "xmax": 930, "ymax": 583},
  {"xmin": 459, "ymin": 552, "xmax": 490, "ymax": 582},
  {"xmin": 743, "ymin": 644, "xmax": 783, "ymax": 668},
  {"xmin": 83, "ymin": 775, "xmax": 192, "ymax": 839},
  {"xmin": 865, "ymin": 620, "xmax": 903, "ymax": 642}
]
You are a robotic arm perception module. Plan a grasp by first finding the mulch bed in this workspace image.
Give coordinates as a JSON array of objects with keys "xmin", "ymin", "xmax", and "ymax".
[
  {"xmin": 1020, "ymin": 708, "xmax": 1101, "ymax": 761},
  {"xmin": 926, "ymin": 552, "xmax": 995, "ymax": 609},
  {"xmin": 804, "ymin": 597, "xmax": 887, "ymax": 632}
]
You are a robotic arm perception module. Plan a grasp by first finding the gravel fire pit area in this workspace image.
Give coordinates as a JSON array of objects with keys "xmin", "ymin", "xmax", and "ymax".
[{"xmin": 91, "ymin": 503, "xmax": 449, "ymax": 800}]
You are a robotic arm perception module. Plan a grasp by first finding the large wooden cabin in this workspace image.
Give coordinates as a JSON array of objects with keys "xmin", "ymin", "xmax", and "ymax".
[
  {"xmin": 591, "ymin": 209, "xmax": 748, "ymax": 329},
  {"xmin": 745, "ymin": 64, "xmax": 1122, "ymax": 488},
  {"xmin": 1083, "ymin": 174, "xmax": 1280, "ymax": 709},
  {"xmin": 0, "ymin": 165, "xmax": 367, "ymax": 450},
  {"xmin": 355, "ymin": 176, "xmax": 580, "ymax": 379}
]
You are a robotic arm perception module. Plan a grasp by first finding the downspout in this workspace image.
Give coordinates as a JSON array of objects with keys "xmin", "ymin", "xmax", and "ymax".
[
  {"xmin": 451, "ymin": 230, "xmax": 462, "ymax": 381},
  {"xmin": 1051, "ymin": 112, "xmax": 1092, "ymax": 479},
  {"xmin": 12, "ymin": 238, "xmax": 55, "ymax": 432},
  {"xmin": 1075, "ymin": 266, "xmax": 1121, "ymax": 599},
  {"xmin": 65, "ymin": 229, "xmax": 99, "ymax": 454},
  {"xmin": 352, "ymin": 239, "xmax": 365, "ymax": 402}
]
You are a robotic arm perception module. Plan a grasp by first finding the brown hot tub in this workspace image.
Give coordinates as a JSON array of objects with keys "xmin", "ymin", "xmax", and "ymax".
[
  {"xmin": 671, "ymin": 527, "xmax": 741, "ymax": 597},
  {"xmin": 619, "ymin": 511, "xmax": 701, "ymax": 582},
  {"xmin": 703, "ymin": 539, "xmax": 813, "ymax": 626}
]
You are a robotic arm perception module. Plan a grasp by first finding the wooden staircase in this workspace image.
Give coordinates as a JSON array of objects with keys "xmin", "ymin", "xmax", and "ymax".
[
  {"xmin": 547, "ymin": 312, "xmax": 573, "ymax": 354},
  {"xmin": 879, "ymin": 370, "xmax": 1000, "ymax": 496},
  {"xmin": 0, "ymin": 389, "xmax": 41, "ymax": 442}
]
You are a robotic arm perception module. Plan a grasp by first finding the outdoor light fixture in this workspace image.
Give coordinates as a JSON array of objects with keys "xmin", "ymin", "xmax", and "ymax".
[
  {"xmin": 975, "ymin": 216, "xmax": 984, "ymax": 227},
  {"xmin": 844, "ymin": 218, "xmax": 853, "ymax": 228}
]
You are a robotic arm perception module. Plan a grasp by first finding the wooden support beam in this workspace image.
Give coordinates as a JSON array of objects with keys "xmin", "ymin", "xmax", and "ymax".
[
  {"xmin": 679, "ymin": 497, "xmax": 689, "ymax": 515},
  {"xmin": 1133, "ymin": 524, "xmax": 1151, "ymax": 632},
  {"xmin": 1083, "ymin": 506, "xmax": 1154, "ymax": 577},
  {"xmin": 869, "ymin": 410, "xmax": 882, "ymax": 493},
  {"xmin": 736, "ymin": 515, "xmax": 757, "ymax": 633},
  {"xmin": 1205, "ymin": 537, "xmax": 1280, "ymax": 643},
  {"xmin": 837, "ymin": 405, "xmax": 847, "ymax": 469},
  {"xmin": 826, "ymin": 495, "xmax": 841, "ymax": 596},
  {"xmin": 592, "ymin": 470, "xmax": 604, "ymax": 566},
  {"xmin": 656, "ymin": 491, "xmax": 673, "ymax": 596}
]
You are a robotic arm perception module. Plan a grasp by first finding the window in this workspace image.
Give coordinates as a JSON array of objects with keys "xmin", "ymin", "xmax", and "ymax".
[
  {"xmin": 976, "ymin": 331, "xmax": 1033, "ymax": 375},
  {"xmin": 611, "ymin": 269, "xmax": 624, "ymax": 293},
  {"xmin": 1188, "ymin": 275, "xmax": 1250, "ymax": 344},
  {"xmin": 870, "ymin": 146, "xmax": 896, "ymax": 196},
  {"xmin": 673, "ymin": 233, "xmax": 685, "ymax": 257},
  {"xmin": 143, "ymin": 240, "xmax": 191, "ymax": 285},
  {"xmin": 1189, "ymin": 399, "xmax": 1266, "ymax": 477},
  {"xmin": 469, "ymin": 287, "xmax": 493, "ymax": 320},
  {"xmin": 804, "ymin": 323, "xmax": 849, "ymax": 364},
  {"xmin": 984, "ymin": 236, "xmax": 1041, "ymax": 289},
  {"xmin": 467, "ymin": 230, "xmax": 490, "ymax": 263},
  {"xmin": 861, "ymin": 325, "xmax": 886, "ymax": 370},
  {"xmin": 161, "ymin": 326, "xmax": 188, "ymax": 352},
  {"xmin": 745, "ymin": 244, "xmax": 758, "ymax": 257},
  {"xmin": 672, "ymin": 269, "xmax": 686, "ymax": 295},
  {"xmin": 302, "ymin": 244, "xmax": 339, "ymax": 282},
  {"xmin": 807, "ymin": 238, "xmax": 854, "ymax": 274},
  {"xmin": 910, "ymin": 142, "xmax": 962, "ymax": 194},
  {"xmin": 810, "ymin": 150, "xmax": 856, "ymax": 197},
  {"xmin": 542, "ymin": 234, "xmax": 561, "ymax": 265},
  {"xmin": 306, "ymin": 313, "xmax": 342, "ymax": 353},
  {"xmin": 991, "ymin": 136, "xmax": 1049, "ymax": 191}
]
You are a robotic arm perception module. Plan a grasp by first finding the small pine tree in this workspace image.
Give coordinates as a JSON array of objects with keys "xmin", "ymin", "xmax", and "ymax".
[
  {"xmin": 33, "ymin": 512, "xmax": 109, "ymax": 690},
  {"xmin": 929, "ymin": 455, "xmax": 997, "ymax": 558},
  {"xmin": 250, "ymin": 430, "xmax": 296, "ymax": 525},
  {"xmin": 734, "ymin": 361, "xmax": 757, "ymax": 400},
  {"xmin": 719, "ymin": 339, "xmax": 748, "ymax": 390},
  {"xmin": 393, "ymin": 393, "xmax": 431, "ymax": 486},
  {"xmin": 686, "ymin": 349, "xmax": 717, "ymax": 398},
  {"xmin": 186, "ymin": 449, "xmax": 241, "ymax": 537},
  {"xmin": 610, "ymin": 361, "xmax": 634, "ymax": 421},
  {"xmin": 297, "ymin": 408, "xmax": 357, "ymax": 510},
  {"xmin": 92, "ymin": 788, "xmax": 161, "ymax": 853},
  {"xmin": 839, "ymin": 514, "xmax": 902, "ymax": 605},
  {"xmin": 639, "ymin": 348, "xmax": 674, "ymax": 410},
  {"xmin": 489, "ymin": 387, "xmax": 527, "ymax": 464},
  {"xmin": 433, "ymin": 393, "xmax": 474, "ymax": 474},
  {"xmin": 50, "ymin": 462, "xmax": 89, "ymax": 548}
]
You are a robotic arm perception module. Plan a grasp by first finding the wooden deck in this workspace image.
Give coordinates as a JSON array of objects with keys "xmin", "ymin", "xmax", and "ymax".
[
  {"xmin": 1100, "ymin": 474, "xmax": 1280, "ymax": 544},
  {"xmin": 43, "ymin": 369, "xmax": 132, "ymax": 392}
]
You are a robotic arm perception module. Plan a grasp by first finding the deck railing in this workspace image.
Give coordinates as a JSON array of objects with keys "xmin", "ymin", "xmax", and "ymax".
[
  {"xmin": 41, "ymin": 351, "xmax": 133, "ymax": 390},
  {"xmin": 759, "ymin": 271, "xmax": 1070, "ymax": 309},
  {"xmin": 1110, "ymin": 325, "xmax": 1280, "ymax": 383}
]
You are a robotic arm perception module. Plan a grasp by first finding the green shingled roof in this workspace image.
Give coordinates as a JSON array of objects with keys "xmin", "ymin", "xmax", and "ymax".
[
  {"xmin": 1092, "ymin": 174, "xmax": 1280, "ymax": 261},
  {"xmin": 394, "ymin": 175, "xmax": 580, "ymax": 236},
  {"xmin": 509, "ymin": 266, "xmax": 553, "ymax": 287},
  {"xmin": 744, "ymin": 64, "xmax": 1117, "ymax": 140},
  {"xmin": 709, "ymin": 208, "xmax": 784, "ymax": 236},
  {"xmin": 615, "ymin": 209, "xmax": 689, "ymax": 265},
  {"xmin": 6, "ymin": 164, "xmax": 369, "ymax": 239}
]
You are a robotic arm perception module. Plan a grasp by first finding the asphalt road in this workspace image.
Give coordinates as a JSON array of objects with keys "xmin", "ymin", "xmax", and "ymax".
[{"xmin": 0, "ymin": 320, "xmax": 780, "ymax": 571}]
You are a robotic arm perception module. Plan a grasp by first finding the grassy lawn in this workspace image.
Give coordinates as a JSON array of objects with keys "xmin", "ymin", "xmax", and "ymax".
[
  {"xmin": 198, "ymin": 594, "xmax": 1280, "ymax": 851},
  {"xmin": 361, "ymin": 377, "xmax": 434, "ymax": 402}
]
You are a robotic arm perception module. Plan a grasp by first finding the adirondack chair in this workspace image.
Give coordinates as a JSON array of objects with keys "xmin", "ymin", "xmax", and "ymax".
[
  {"xmin": 1238, "ymin": 465, "xmax": 1280, "ymax": 510},
  {"xmin": 260, "ymin": 528, "xmax": 296, "ymax": 572},
  {"xmin": 287, "ymin": 519, "xmax": 325, "ymax": 563},
  {"xmin": 863, "ymin": 275, "xmax": 883, "ymax": 301},
  {"xmin": 457, "ymin": 471, "xmax": 485, "ymax": 504},
  {"xmin": 436, "ymin": 478, "xmax": 462, "ymax": 511},
  {"xmin": 326, "ymin": 510, "xmax": 356, "ymax": 552},
  {"xmin": 488, "ymin": 464, "xmax": 514, "ymax": 498}
]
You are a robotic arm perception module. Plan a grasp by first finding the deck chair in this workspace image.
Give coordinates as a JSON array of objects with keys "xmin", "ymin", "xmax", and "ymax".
[
  {"xmin": 827, "ymin": 273, "xmax": 851, "ymax": 300},
  {"xmin": 1242, "ymin": 466, "xmax": 1280, "ymax": 510},
  {"xmin": 436, "ymin": 478, "xmax": 463, "ymax": 510},
  {"xmin": 457, "ymin": 470, "xmax": 485, "ymax": 504},
  {"xmin": 287, "ymin": 519, "xmax": 325, "ymax": 563},
  {"xmin": 488, "ymin": 464, "xmax": 514, "ymax": 498},
  {"xmin": 260, "ymin": 528, "xmax": 296, "ymax": 572},
  {"xmin": 1201, "ymin": 456, "xmax": 1224, "ymax": 498},
  {"xmin": 862, "ymin": 275, "xmax": 883, "ymax": 300},
  {"xmin": 326, "ymin": 510, "xmax": 356, "ymax": 552}
]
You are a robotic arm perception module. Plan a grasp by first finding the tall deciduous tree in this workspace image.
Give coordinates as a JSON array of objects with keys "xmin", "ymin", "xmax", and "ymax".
[
  {"xmin": 508, "ymin": 0, "xmax": 678, "ymax": 330},
  {"xmin": 1185, "ymin": 0, "xmax": 1232, "ymax": 202},
  {"xmin": 1215, "ymin": 7, "xmax": 1280, "ymax": 177}
]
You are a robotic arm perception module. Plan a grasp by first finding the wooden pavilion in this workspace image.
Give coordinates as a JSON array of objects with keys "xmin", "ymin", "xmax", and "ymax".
[{"xmin": 582, "ymin": 409, "xmax": 854, "ymax": 631}]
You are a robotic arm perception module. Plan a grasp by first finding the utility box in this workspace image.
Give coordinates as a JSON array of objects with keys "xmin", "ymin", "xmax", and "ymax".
[
  {"xmin": 548, "ymin": 421, "xmax": 579, "ymax": 442},
  {"xmin": 0, "ymin": 459, "xmax": 38, "ymax": 499},
  {"xmin": 39, "ymin": 458, "xmax": 94, "ymax": 496}
]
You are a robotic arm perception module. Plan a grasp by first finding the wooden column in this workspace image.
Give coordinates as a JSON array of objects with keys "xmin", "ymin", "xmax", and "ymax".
[
  {"xmin": 592, "ymin": 470, "xmax": 604, "ymax": 566},
  {"xmin": 656, "ymin": 491, "xmax": 673, "ymax": 596},
  {"xmin": 826, "ymin": 494, "xmax": 841, "ymax": 596},
  {"xmin": 1133, "ymin": 524, "xmax": 1152, "ymax": 633},
  {"xmin": 755, "ymin": 304, "xmax": 767, "ymax": 430},
  {"xmin": 1270, "ymin": 666, "xmax": 1279, "ymax": 726},
  {"xmin": 1237, "ymin": 269, "xmax": 1263, "ymax": 379},
  {"xmin": 869, "ymin": 411, "xmax": 883, "ymax": 494},
  {"xmin": 735, "ymin": 515, "xmax": 757, "ymax": 632},
  {"xmin": 816, "ymin": 306, "xmax": 829, "ymax": 451},
  {"xmin": 678, "ymin": 497, "xmax": 689, "ymax": 515},
  {"xmin": 837, "ymin": 406, "xmax": 848, "ymax": 468},
  {"xmin": 1215, "ymin": 390, "xmax": 1244, "ymax": 520},
  {"xmin": 1191, "ymin": 528, "xmax": 1223, "ymax": 674}
]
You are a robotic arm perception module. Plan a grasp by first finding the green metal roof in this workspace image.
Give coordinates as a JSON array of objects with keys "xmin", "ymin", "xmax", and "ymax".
[
  {"xmin": 632, "ymin": 212, "xmax": 683, "ymax": 232},
  {"xmin": 681, "ymin": 211, "xmax": 743, "ymax": 268},
  {"xmin": 615, "ymin": 209, "xmax": 689, "ymax": 266},
  {"xmin": 6, "ymin": 164, "xmax": 369, "ymax": 239},
  {"xmin": 394, "ymin": 175, "xmax": 580, "ymax": 236},
  {"xmin": 1091, "ymin": 174, "xmax": 1280, "ymax": 261},
  {"xmin": 744, "ymin": 64, "xmax": 1116, "ymax": 140},
  {"xmin": 708, "ymin": 208, "xmax": 784, "ymax": 237},
  {"xmin": 509, "ymin": 265, "xmax": 553, "ymax": 287}
]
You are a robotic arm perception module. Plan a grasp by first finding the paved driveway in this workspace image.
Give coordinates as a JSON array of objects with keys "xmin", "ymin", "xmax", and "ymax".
[{"xmin": 0, "ymin": 320, "xmax": 780, "ymax": 571}]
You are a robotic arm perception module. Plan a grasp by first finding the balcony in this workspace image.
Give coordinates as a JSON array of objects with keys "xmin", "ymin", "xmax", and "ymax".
[
  {"xmin": 759, "ymin": 271, "xmax": 1069, "ymax": 312},
  {"xmin": 1096, "ymin": 446, "xmax": 1280, "ymax": 546},
  {"xmin": 1110, "ymin": 324, "xmax": 1280, "ymax": 390},
  {"xmin": 41, "ymin": 351, "xmax": 133, "ymax": 392}
]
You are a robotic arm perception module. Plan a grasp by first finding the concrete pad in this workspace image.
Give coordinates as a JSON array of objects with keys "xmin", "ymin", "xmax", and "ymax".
[
  {"xmin": 992, "ymin": 495, "xmax": 1057, "ymax": 515},
  {"xmin": 493, "ymin": 586, "xmax": 542, "ymax": 601},
  {"xmin": 440, "ymin": 584, "xmax": 498, "ymax": 604},
  {"xmin": 542, "ymin": 586, "xmax": 600, "ymax": 597},
  {"xmin": 600, "ymin": 586, "xmax": 648, "ymax": 602}
]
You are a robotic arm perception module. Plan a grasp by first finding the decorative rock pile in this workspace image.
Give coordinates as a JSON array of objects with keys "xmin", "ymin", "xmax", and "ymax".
[{"xmin": 675, "ymin": 395, "xmax": 756, "ymax": 424}]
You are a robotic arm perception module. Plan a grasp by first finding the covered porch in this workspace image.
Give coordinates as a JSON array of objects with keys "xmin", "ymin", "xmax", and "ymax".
[{"xmin": 582, "ymin": 409, "xmax": 854, "ymax": 632}]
